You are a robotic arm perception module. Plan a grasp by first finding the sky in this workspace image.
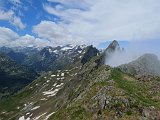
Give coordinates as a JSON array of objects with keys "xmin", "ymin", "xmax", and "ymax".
[{"xmin": 0, "ymin": 0, "xmax": 160, "ymax": 48}]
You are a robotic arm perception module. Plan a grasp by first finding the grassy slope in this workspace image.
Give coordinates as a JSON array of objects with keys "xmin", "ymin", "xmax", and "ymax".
[
  {"xmin": 50, "ymin": 66, "xmax": 160, "ymax": 120},
  {"xmin": 111, "ymin": 69, "xmax": 160, "ymax": 108}
]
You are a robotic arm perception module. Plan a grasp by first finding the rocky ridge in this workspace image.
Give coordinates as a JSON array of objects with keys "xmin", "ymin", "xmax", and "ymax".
[{"xmin": 0, "ymin": 41, "xmax": 160, "ymax": 120}]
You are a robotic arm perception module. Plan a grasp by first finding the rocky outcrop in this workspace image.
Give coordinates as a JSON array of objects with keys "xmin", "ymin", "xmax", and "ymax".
[
  {"xmin": 140, "ymin": 107, "xmax": 160, "ymax": 120},
  {"xmin": 104, "ymin": 40, "xmax": 121, "ymax": 54},
  {"xmin": 81, "ymin": 45, "xmax": 99, "ymax": 64},
  {"xmin": 100, "ymin": 40, "xmax": 122, "ymax": 65}
]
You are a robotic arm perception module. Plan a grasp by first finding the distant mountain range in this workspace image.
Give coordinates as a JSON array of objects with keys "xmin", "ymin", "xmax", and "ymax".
[
  {"xmin": 0, "ymin": 44, "xmax": 86, "ymax": 73},
  {"xmin": 0, "ymin": 44, "xmax": 86, "ymax": 99}
]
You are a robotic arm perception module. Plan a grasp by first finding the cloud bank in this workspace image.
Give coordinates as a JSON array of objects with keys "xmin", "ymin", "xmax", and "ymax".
[
  {"xmin": 32, "ymin": 21, "xmax": 84, "ymax": 46},
  {"xmin": 0, "ymin": 27, "xmax": 49, "ymax": 47},
  {"xmin": 0, "ymin": 10, "xmax": 25, "ymax": 30},
  {"xmin": 105, "ymin": 40, "xmax": 160, "ymax": 67},
  {"xmin": 43, "ymin": 0, "xmax": 160, "ymax": 45}
]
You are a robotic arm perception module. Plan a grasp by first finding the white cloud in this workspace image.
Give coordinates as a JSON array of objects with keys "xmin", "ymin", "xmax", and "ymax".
[
  {"xmin": 43, "ymin": 0, "xmax": 160, "ymax": 45},
  {"xmin": 12, "ymin": 34, "xmax": 50, "ymax": 47},
  {"xmin": 43, "ymin": 4, "xmax": 84, "ymax": 22},
  {"xmin": 0, "ymin": 27, "xmax": 49, "ymax": 47},
  {"xmin": 0, "ymin": 27, "xmax": 19, "ymax": 46},
  {"xmin": 0, "ymin": 10, "xmax": 14, "ymax": 20},
  {"xmin": 0, "ymin": 10, "xmax": 25, "ymax": 30},
  {"xmin": 33, "ymin": 21, "xmax": 84, "ymax": 46},
  {"xmin": 12, "ymin": 16, "xmax": 26, "ymax": 30}
]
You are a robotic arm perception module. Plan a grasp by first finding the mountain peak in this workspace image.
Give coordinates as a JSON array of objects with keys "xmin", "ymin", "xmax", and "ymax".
[
  {"xmin": 106, "ymin": 40, "xmax": 120, "ymax": 52},
  {"xmin": 81, "ymin": 45, "xmax": 99, "ymax": 64}
]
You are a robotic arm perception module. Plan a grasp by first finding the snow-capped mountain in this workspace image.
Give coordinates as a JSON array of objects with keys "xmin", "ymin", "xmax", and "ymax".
[{"xmin": 0, "ymin": 44, "xmax": 86, "ymax": 73}]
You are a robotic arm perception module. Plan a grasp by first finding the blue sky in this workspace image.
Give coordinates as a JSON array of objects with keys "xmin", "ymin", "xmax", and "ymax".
[
  {"xmin": 0, "ymin": 0, "xmax": 160, "ymax": 48},
  {"xmin": 0, "ymin": 0, "xmax": 58, "ymax": 35}
]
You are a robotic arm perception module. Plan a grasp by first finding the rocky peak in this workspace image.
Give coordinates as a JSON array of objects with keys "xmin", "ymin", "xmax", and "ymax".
[
  {"xmin": 40, "ymin": 47, "xmax": 51, "ymax": 58},
  {"xmin": 105, "ymin": 40, "xmax": 120, "ymax": 53},
  {"xmin": 81, "ymin": 45, "xmax": 99, "ymax": 64},
  {"xmin": 100, "ymin": 40, "xmax": 121, "ymax": 65}
]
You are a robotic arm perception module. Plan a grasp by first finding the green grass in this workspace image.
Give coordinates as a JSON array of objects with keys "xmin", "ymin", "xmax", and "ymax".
[
  {"xmin": 0, "ymin": 88, "xmax": 33, "ymax": 119},
  {"xmin": 49, "ymin": 105, "xmax": 90, "ymax": 120},
  {"xmin": 111, "ymin": 69, "xmax": 160, "ymax": 108},
  {"xmin": 0, "ymin": 90, "xmax": 30, "ymax": 110}
]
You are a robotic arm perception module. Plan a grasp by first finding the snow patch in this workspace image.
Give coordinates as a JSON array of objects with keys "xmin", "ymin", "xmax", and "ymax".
[
  {"xmin": 79, "ymin": 56, "xmax": 82, "ymax": 58},
  {"xmin": 31, "ymin": 106, "xmax": 40, "ymax": 111},
  {"xmin": 45, "ymin": 112, "xmax": 56, "ymax": 120},
  {"xmin": 56, "ymin": 83, "xmax": 64, "ymax": 88},
  {"xmin": 47, "ymin": 80, "xmax": 50, "ymax": 83},
  {"xmin": 41, "ymin": 98, "xmax": 47, "ymax": 101},
  {"xmin": 53, "ymin": 83, "xmax": 57, "ymax": 86},
  {"xmin": 19, "ymin": 116, "xmax": 30, "ymax": 120},
  {"xmin": 26, "ymin": 112, "xmax": 30, "ymax": 115},
  {"xmin": 2, "ymin": 112, "xmax": 6, "ymax": 114},
  {"xmin": 61, "ymin": 77, "xmax": 65, "ymax": 80},
  {"xmin": 61, "ymin": 46, "xmax": 73, "ymax": 51},
  {"xmin": 78, "ymin": 50, "xmax": 82, "ymax": 53},
  {"xmin": 53, "ymin": 50, "xmax": 58, "ymax": 54},
  {"xmin": 43, "ymin": 89, "xmax": 59, "ymax": 97},
  {"xmin": 51, "ymin": 75, "xmax": 56, "ymax": 77},
  {"xmin": 33, "ymin": 112, "xmax": 47, "ymax": 120},
  {"xmin": 48, "ymin": 48, "xmax": 53, "ymax": 53},
  {"xmin": 61, "ymin": 73, "xmax": 65, "ymax": 76}
]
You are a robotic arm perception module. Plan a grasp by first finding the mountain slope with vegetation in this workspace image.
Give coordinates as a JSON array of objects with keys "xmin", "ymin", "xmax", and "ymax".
[
  {"xmin": 0, "ymin": 42, "xmax": 160, "ymax": 120},
  {"xmin": 0, "ymin": 53, "xmax": 38, "ymax": 99}
]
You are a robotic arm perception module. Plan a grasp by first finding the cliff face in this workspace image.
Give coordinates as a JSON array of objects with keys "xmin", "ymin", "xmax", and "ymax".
[
  {"xmin": 105, "ymin": 40, "xmax": 121, "ymax": 53},
  {"xmin": 100, "ymin": 40, "xmax": 122, "ymax": 65},
  {"xmin": 81, "ymin": 45, "xmax": 99, "ymax": 64}
]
